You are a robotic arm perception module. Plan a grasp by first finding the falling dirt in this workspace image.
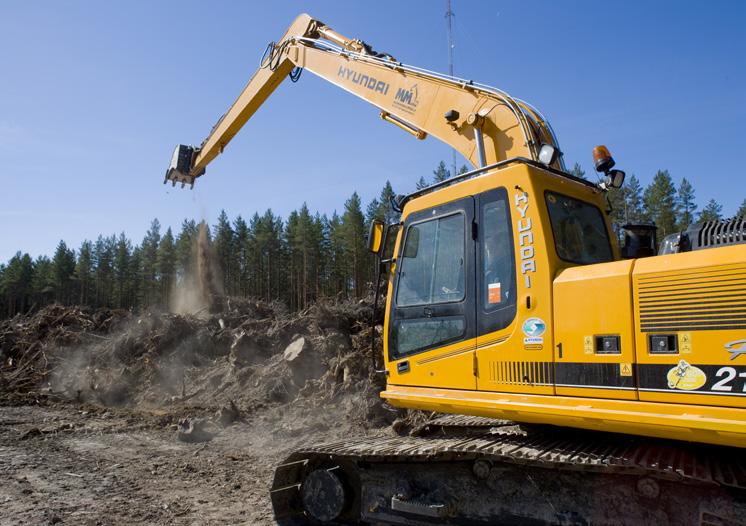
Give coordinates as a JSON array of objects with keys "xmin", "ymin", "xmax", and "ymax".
[{"xmin": 171, "ymin": 221, "xmax": 223, "ymax": 318}]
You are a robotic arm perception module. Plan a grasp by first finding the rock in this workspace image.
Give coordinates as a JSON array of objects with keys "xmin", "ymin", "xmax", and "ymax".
[
  {"xmin": 282, "ymin": 336, "xmax": 308, "ymax": 362},
  {"xmin": 283, "ymin": 336, "xmax": 324, "ymax": 388},
  {"xmin": 177, "ymin": 418, "xmax": 215, "ymax": 443}
]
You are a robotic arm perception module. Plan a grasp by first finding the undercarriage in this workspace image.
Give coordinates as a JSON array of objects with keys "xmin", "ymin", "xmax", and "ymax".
[{"xmin": 271, "ymin": 415, "xmax": 746, "ymax": 525}]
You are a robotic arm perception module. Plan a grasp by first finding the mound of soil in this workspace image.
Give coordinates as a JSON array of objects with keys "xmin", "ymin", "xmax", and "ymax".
[{"xmin": 0, "ymin": 298, "xmax": 401, "ymax": 432}]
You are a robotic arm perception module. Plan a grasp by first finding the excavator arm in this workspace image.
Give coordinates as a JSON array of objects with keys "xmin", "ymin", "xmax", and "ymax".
[{"xmin": 165, "ymin": 13, "xmax": 564, "ymax": 187}]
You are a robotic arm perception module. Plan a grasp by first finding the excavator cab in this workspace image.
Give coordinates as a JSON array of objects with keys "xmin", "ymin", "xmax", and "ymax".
[{"xmin": 381, "ymin": 160, "xmax": 614, "ymax": 393}]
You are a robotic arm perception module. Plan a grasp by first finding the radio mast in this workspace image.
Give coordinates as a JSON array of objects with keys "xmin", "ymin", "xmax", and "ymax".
[{"xmin": 446, "ymin": 0, "xmax": 457, "ymax": 177}]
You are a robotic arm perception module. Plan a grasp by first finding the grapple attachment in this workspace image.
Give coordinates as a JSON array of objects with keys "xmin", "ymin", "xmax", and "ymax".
[{"xmin": 164, "ymin": 145, "xmax": 203, "ymax": 188}]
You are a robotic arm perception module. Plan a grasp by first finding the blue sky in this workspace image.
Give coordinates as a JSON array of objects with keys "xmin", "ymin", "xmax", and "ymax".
[{"xmin": 1, "ymin": 1, "xmax": 744, "ymax": 262}]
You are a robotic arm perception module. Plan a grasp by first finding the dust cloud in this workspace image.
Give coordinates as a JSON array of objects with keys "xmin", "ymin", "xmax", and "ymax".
[{"xmin": 171, "ymin": 222, "xmax": 223, "ymax": 318}]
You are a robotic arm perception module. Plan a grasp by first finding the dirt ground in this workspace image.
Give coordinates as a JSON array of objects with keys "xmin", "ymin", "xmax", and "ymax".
[
  {"xmin": 0, "ymin": 300, "xmax": 405, "ymax": 525},
  {"xmin": 0, "ymin": 400, "xmax": 390, "ymax": 525}
]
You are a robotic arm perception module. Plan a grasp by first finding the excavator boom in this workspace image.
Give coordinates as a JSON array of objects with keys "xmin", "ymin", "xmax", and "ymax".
[{"xmin": 165, "ymin": 13, "xmax": 563, "ymax": 187}]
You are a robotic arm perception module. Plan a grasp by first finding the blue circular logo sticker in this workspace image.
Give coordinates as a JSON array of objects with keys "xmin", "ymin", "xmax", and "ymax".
[{"xmin": 522, "ymin": 317, "xmax": 546, "ymax": 337}]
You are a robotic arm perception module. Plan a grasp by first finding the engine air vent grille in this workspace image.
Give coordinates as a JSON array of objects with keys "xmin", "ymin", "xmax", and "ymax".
[
  {"xmin": 636, "ymin": 264, "xmax": 746, "ymax": 332},
  {"xmin": 488, "ymin": 361, "xmax": 553, "ymax": 386}
]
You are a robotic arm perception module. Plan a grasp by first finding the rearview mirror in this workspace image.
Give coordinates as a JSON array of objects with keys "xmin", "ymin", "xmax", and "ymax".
[
  {"xmin": 608, "ymin": 169, "xmax": 625, "ymax": 189},
  {"xmin": 367, "ymin": 220, "xmax": 384, "ymax": 254}
]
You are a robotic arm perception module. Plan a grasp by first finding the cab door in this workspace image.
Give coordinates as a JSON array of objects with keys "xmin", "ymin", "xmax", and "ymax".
[
  {"xmin": 475, "ymin": 186, "xmax": 555, "ymax": 395},
  {"xmin": 386, "ymin": 196, "xmax": 477, "ymax": 390}
]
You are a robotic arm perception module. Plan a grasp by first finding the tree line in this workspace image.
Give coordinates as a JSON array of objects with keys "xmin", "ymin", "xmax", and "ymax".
[
  {"xmin": 0, "ymin": 180, "xmax": 398, "ymax": 318},
  {"xmin": 1, "ymin": 162, "xmax": 743, "ymax": 318},
  {"xmin": 569, "ymin": 163, "xmax": 743, "ymax": 239}
]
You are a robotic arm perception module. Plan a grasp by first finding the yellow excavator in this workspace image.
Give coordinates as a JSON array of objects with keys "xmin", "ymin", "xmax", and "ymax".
[{"xmin": 166, "ymin": 14, "xmax": 746, "ymax": 525}]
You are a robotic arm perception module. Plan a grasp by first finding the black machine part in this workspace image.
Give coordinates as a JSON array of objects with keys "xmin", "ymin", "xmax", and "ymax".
[
  {"xmin": 621, "ymin": 223, "xmax": 658, "ymax": 258},
  {"xmin": 270, "ymin": 415, "xmax": 746, "ymax": 526},
  {"xmin": 660, "ymin": 216, "xmax": 746, "ymax": 255}
]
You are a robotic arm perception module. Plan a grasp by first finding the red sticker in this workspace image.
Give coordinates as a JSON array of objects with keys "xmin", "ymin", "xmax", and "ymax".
[{"xmin": 488, "ymin": 282, "xmax": 501, "ymax": 304}]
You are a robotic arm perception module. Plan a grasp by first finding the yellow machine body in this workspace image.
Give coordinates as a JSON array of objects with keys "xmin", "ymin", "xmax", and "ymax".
[{"xmin": 381, "ymin": 162, "xmax": 746, "ymax": 448}]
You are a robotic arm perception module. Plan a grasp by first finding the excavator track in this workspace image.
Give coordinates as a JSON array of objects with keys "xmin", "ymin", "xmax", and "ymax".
[{"xmin": 271, "ymin": 415, "xmax": 746, "ymax": 525}]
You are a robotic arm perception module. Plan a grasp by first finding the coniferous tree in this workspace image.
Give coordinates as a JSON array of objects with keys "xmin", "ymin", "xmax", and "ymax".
[
  {"xmin": 76, "ymin": 240, "xmax": 94, "ymax": 305},
  {"xmin": 608, "ymin": 175, "xmax": 647, "ymax": 239},
  {"xmin": 341, "ymin": 192, "xmax": 368, "ymax": 297},
  {"xmin": 32, "ymin": 256, "xmax": 55, "ymax": 306},
  {"xmin": 140, "ymin": 219, "xmax": 161, "ymax": 306},
  {"xmin": 129, "ymin": 246, "xmax": 143, "ymax": 311},
  {"xmin": 51, "ymin": 240, "xmax": 75, "ymax": 304},
  {"xmin": 112, "ymin": 233, "xmax": 132, "ymax": 309},
  {"xmin": 432, "ymin": 161, "xmax": 450, "ymax": 183},
  {"xmin": 607, "ymin": 186, "xmax": 627, "ymax": 237},
  {"xmin": 254, "ymin": 210, "xmax": 283, "ymax": 301},
  {"xmin": 375, "ymin": 181, "xmax": 399, "ymax": 224},
  {"xmin": 365, "ymin": 197, "xmax": 381, "ymax": 226},
  {"xmin": 94, "ymin": 235, "xmax": 115, "ymax": 307},
  {"xmin": 0, "ymin": 264, "xmax": 5, "ymax": 318},
  {"xmin": 285, "ymin": 210, "xmax": 301, "ymax": 309},
  {"xmin": 570, "ymin": 162, "xmax": 587, "ymax": 180},
  {"xmin": 246, "ymin": 213, "xmax": 262, "ymax": 297},
  {"xmin": 233, "ymin": 215, "xmax": 251, "ymax": 297},
  {"xmin": 157, "ymin": 227, "xmax": 176, "ymax": 307},
  {"xmin": 736, "ymin": 199, "xmax": 746, "ymax": 218},
  {"xmin": 298, "ymin": 204, "xmax": 320, "ymax": 308},
  {"xmin": 624, "ymin": 175, "xmax": 644, "ymax": 223},
  {"xmin": 643, "ymin": 170, "xmax": 677, "ymax": 238},
  {"xmin": 415, "ymin": 176, "xmax": 428, "ymax": 190},
  {"xmin": 699, "ymin": 199, "xmax": 723, "ymax": 222},
  {"xmin": 2, "ymin": 252, "xmax": 34, "ymax": 315},
  {"xmin": 310, "ymin": 213, "xmax": 325, "ymax": 299},
  {"xmin": 327, "ymin": 212, "xmax": 346, "ymax": 297},
  {"xmin": 213, "ymin": 210, "xmax": 235, "ymax": 295},
  {"xmin": 175, "ymin": 219, "xmax": 197, "ymax": 280},
  {"xmin": 318, "ymin": 214, "xmax": 334, "ymax": 296},
  {"xmin": 676, "ymin": 178, "xmax": 697, "ymax": 230}
]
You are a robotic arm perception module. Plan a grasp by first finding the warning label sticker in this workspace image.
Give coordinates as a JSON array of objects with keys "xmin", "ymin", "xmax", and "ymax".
[
  {"xmin": 680, "ymin": 332, "xmax": 692, "ymax": 354},
  {"xmin": 583, "ymin": 336, "xmax": 593, "ymax": 355},
  {"xmin": 488, "ymin": 282, "xmax": 501, "ymax": 304}
]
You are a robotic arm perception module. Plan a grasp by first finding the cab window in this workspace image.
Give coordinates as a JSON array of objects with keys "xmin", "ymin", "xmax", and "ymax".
[
  {"xmin": 482, "ymin": 197, "xmax": 514, "ymax": 312},
  {"xmin": 394, "ymin": 317, "xmax": 465, "ymax": 357},
  {"xmin": 545, "ymin": 191, "xmax": 613, "ymax": 264},
  {"xmin": 478, "ymin": 190, "xmax": 517, "ymax": 335},
  {"xmin": 392, "ymin": 212, "xmax": 467, "ymax": 357},
  {"xmin": 396, "ymin": 213, "xmax": 465, "ymax": 307}
]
